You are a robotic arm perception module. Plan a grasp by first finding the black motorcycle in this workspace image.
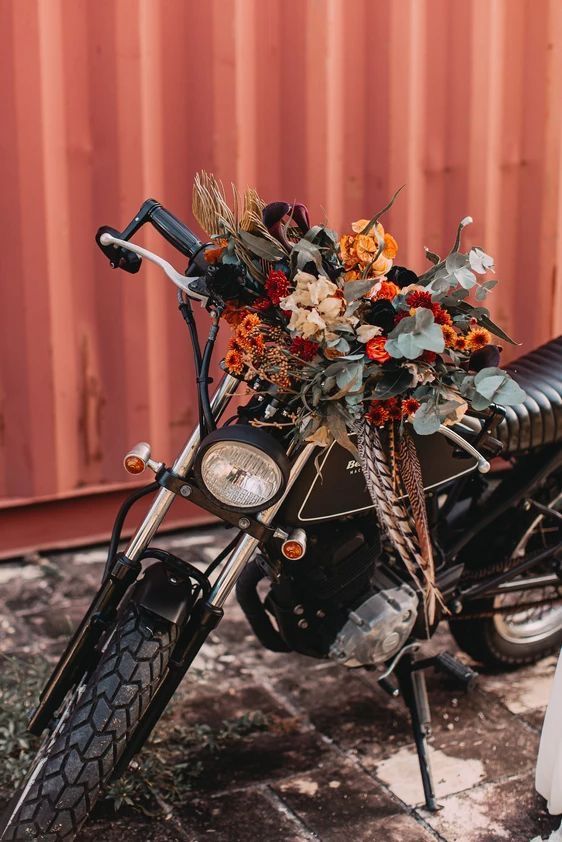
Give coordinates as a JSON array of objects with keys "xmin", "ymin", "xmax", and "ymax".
[{"xmin": 2, "ymin": 200, "xmax": 561, "ymax": 840}]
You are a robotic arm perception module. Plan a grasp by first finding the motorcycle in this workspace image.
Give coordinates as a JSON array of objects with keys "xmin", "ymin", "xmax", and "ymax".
[{"xmin": 2, "ymin": 199, "xmax": 561, "ymax": 840}]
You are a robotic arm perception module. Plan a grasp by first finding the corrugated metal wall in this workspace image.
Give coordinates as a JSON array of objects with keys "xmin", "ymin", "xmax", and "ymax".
[{"xmin": 1, "ymin": 0, "xmax": 562, "ymax": 555}]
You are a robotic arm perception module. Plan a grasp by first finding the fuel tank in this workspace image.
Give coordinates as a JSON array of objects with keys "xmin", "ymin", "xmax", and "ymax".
[{"xmin": 279, "ymin": 430, "xmax": 478, "ymax": 524}]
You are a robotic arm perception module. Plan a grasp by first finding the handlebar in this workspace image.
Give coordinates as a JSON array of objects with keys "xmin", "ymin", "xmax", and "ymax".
[
  {"xmin": 145, "ymin": 201, "xmax": 202, "ymax": 258},
  {"xmin": 95, "ymin": 198, "xmax": 204, "ymax": 273}
]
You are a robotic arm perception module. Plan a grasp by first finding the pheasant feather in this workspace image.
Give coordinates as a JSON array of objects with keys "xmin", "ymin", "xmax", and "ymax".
[{"xmin": 357, "ymin": 419, "xmax": 439, "ymax": 626}]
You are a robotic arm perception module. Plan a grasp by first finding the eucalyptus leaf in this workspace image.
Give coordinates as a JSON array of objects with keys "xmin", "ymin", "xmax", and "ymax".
[
  {"xmin": 326, "ymin": 403, "xmax": 358, "ymax": 456},
  {"xmin": 372, "ymin": 367, "xmax": 414, "ymax": 398},
  {"xmin": 469, "ymin": 247, "xmax": 495, "ymax": 274},
  {"xmin": 412, "ymin": 402, "xmax": 442, "ymax": 435},
  {"xmin": 471, "ymin": 367, "xmax": 526, "ymax": 408},
  {"xmin": 336, "ymin": 362, "xmax": 363, "ymax": 392},
  {"xmin": 445, "ymin": 252, "xmax": 477, "ymax": 289},
  {"xmin": 292, "ymin": 239, "xmax": 325, "ymax": 273},
  {"xmin": 237, "ymin": 230, "xmax": 285, "ymax": 261},
  {"xmin": 386, "ymin": 309, "xmax": 445, "ymax": 359},
  {"xmin": 343, "ymin": 278, "xmax": 375, "ymax": 302}
]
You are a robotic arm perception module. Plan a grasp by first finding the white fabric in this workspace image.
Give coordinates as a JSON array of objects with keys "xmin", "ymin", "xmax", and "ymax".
[
  {"xmin": 536, "ymin": 651, "xmax": 562, "ymax": 815},
  {"xmin": 530, "ymin": 828, "xmax": 562, "ymax": 842}
]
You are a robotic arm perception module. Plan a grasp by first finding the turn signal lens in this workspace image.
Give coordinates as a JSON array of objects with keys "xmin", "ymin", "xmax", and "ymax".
[
  {"xmin": 124, "ymin": 455, "xmax": 146, "ymax": 474},
  {"xmin": 281, "ymin": 529, "xmax": 307, "ymax": 560},
  {"xmin": 281, "ymin": 540, "xmax": 304, "ymax": 560}
]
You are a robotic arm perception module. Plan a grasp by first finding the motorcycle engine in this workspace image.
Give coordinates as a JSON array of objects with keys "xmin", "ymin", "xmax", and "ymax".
[{"xmin": 238, "ymin": 518, "xmax": 419, "ymax": 667}]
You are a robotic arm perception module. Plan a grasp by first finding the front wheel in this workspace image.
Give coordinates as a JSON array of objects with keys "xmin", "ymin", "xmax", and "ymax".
[{"xmin": 0, "ymin": 604, "xmax": 177, "ymax": 841}]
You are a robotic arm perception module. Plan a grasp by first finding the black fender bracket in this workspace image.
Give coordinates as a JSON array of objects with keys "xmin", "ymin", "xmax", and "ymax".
[{"xmin": 131, "ymin": 561, "xmax": 194, "ymax": 627}]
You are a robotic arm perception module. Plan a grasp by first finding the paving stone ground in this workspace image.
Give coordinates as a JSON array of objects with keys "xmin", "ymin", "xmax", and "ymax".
[{"xmin": 0, "ymin": 526, "xmax": 560, "ymax": 842}]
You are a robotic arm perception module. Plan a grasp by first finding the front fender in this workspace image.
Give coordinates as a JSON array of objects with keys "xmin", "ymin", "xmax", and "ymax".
[{"xmin": 130, "ymin": 561, "xmax": 193, "ymax": 626}]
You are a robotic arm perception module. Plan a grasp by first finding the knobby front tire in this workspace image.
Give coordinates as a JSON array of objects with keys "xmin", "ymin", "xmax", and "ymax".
[{"xmin": 0, "ymin": 604, "xmax": 177, "ymax": 841}]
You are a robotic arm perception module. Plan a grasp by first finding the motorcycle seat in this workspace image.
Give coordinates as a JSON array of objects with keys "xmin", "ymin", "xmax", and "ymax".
[{"xmin": 496, "ymin": 334, "xmax": 562, "ymax": 453}]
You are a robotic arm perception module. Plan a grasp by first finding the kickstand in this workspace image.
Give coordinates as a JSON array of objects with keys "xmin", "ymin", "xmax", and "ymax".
[
  {"xmin": 378, "ymin": 648, "xmax": 478, "ymax": 813},
  {"xmin": 396, "ymin": 652, "xmax": 439, "ymax": 812}
]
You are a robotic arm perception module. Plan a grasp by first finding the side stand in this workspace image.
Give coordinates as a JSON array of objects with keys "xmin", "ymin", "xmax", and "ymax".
[
  {"xmin": 396, "ymin": 652, "xmax": 438, "ymax": 811},
  {"xmin": 379, "ymin": 648, "xmax": 478, "ymax": 813}
]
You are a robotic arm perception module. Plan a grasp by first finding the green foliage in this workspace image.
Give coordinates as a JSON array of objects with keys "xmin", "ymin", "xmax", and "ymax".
[
  {"xmin": 385, "ymin": 309, "xmax": 445, "ymax": 359},
  {"xmin": 0, "ymin": 656, "xmax": 49, "ymax": 791}
]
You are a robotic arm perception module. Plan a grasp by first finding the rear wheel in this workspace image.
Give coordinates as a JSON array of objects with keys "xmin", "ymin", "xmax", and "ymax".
[
  {"xmin": 0, "ymin": 603, "xmax": 177, "ymax": 841},
  {"xmin": 450, "ymin": 485, "xmax": 562, "ymax": 668}
]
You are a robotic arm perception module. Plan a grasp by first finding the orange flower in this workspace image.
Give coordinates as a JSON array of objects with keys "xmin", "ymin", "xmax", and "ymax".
[
  {"xmin": 222, "ymin": 304, "xmax": 250, "ymax": 327},
  {"xmin": 204, "ymin": 238, "xmax": 228, "ymax": 264},
  {"xmin": 383, "ymin": 232, "xmax": 398, "ymax": 259},
  {"xmin": 340, "ymin": 221, "xmax": 396, "ymax": 280},
  {"xmin": 455, "ymin": 335, "xmax": 468, "ymax": 352},
  {"xmin": 366, "ymin": 336, "xmax": 391, "ymax": 363},
  {"xmin": 442, "ymin": 324, "xmax": 458, "ymax": 348},
  {"xmin": 403, "ymin": 397, "xmax": 421, "ymax": 416},
  {"xmin": 238, "ymin": 313, "xmax": 261, "ymax": 337},
  {"xmin": 466, "ymin": 326, "xmax": 492, "ymax": 350},
  {"xmin": 372, "ymin": 280, "xmax": 400, "ymax": 301},
  {"xmin": 367, "ymin": 403, "xmax": 390, "ymax": 426},
  {"xmin": 224, "ymin": 349, "xmax": 244, "ymax": 375},
  {"xmin": 432, "ymin": 304, "xmax": 453, "ymax": 326}
]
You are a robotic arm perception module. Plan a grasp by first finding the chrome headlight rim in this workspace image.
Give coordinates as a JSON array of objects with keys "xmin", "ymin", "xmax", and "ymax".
[{"xmin": 194, "ymin": 425, "xmax": 291, "ymax": 514}]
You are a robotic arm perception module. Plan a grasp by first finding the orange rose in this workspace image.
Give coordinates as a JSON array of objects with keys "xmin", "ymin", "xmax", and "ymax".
[
  {"xmin": 372, "ymin": 280, "xmax": 400, "ymax": 301},
  {"xmin": 366, "ymin": 337, "xmax": 391, "ymax": 363},
  {"xmin": 383, "ymin": 232, "xmax": 398, "ymax": 259}
]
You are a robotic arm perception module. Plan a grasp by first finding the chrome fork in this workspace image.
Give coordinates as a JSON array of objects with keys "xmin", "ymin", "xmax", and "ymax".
[
  {"xmin": 125, "ymin": 373, "xmax": 238, "ymax": 561},
  {"xmin": 208, "ymin": 443, "xmax": 315, "ymax": 608},
  {"xmin": 123, "ymin": 371, "xmax": 315, "ymax": 610}
]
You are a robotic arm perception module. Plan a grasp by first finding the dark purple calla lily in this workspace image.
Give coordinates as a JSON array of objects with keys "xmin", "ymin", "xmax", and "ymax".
[
  {"xmin": 291, "ymin": 203, "xmax": 310, "ymax": 233},
  {"xmin": 468, "ymin": 344, "xmax": 502, "ymax": 372},
  {"xmin": 263, "ymin": 201, "xmax": 311, "ymax": 249},
  {"xmin": 263, "ymin": 202, "xmax": 291, "ymax": 229}
]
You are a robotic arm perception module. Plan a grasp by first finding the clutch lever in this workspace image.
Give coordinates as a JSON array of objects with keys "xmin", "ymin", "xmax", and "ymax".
[
  {"xmin": 96, "ymin": 226, "xmax": 142, "ymax": 274},
  {"xmin": 438, "ymin": 424, "xmax": 491, "ymax": 473},
  {"xmin": 98, "ymin": 232, "xmax": 208, "ymax": 304}
]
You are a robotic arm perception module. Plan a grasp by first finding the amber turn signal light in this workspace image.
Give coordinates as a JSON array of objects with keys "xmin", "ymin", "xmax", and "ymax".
[
  {"xmin": 123, "ymin": 442, "xmax": 153, "ymax": 475},
  {"xmin": 281, "ymin": 528, "xmax": 307, "ymax": 560},
  {"xmin": 124, "ymin": 455, "xmax": 146, "ymax": 474}
]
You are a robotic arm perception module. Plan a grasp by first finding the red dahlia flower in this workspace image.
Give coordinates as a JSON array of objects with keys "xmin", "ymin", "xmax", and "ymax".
[
  {"xmin": 406, "ymin": 290, "xmax": 433, "ymax": 309},
  {"xmin": 265, "ymin": 269, "xmax": 291, "ymax": 304},
  {"xmin": 290, "ymin": 337, "xmax": 319, "ymax": 361}
]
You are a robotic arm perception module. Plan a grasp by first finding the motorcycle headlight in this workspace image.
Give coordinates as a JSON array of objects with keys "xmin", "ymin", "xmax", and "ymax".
[{"xmin": 195, "ymin": 426, "xmax": 290, "ymax": 513}]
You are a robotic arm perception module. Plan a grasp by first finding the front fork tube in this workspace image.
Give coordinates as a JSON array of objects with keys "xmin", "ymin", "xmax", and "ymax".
[
  {"xmin": 114, "ymin": 443, "xmax": 316, "ymax": 772},
  {"xmin": 29, "ymin": 375, "xmax": 238, "ymax": 736}
]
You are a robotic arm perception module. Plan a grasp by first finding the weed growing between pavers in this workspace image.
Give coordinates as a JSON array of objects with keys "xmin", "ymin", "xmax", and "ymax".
[
  {"xmin": 0, "ymin": 655, "xmax": 270, "ymax": 816},
  {"xmin": 0, "ymin": 655, "xmax": 50, "ymax": 791}
]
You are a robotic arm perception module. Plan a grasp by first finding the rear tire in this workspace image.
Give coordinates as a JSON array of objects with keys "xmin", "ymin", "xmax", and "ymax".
[
  {"xmin": 0, "ymin": 603, "xmax": 177, "ymax": 841},
  {"xmin": 450, "ymin": 480, "xmax": 562, "ymax": 668}
]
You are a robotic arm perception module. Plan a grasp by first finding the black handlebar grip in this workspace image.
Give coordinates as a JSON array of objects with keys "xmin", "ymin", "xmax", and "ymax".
[{"xmin": 146, "ymin": 202, "xmax": 202, "ymax": 258}]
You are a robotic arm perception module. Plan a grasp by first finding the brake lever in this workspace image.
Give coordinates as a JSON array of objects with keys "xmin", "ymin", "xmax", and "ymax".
[{"xmin": 98, "ymin": 232, "xmax": 208, "ymax": 303}]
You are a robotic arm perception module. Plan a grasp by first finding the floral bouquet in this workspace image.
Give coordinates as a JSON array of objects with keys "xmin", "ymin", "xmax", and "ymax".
[{"xmin": 192, "ymin": 172, "xmax": 525, "ymax": 622}]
